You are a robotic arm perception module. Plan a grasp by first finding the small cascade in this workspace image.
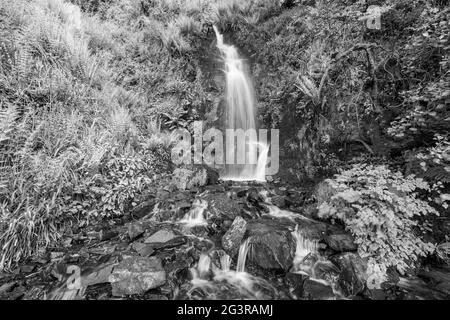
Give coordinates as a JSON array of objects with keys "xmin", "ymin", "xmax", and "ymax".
[
  {"xmin": 179, "ymin": 199, "xmax": 208, "ymax": 227},
  {"xmin": 236, "ymin": 238, "xmax": 251, "ymax": 273},
  {"xmin": 220, "ymin": 253, "xmax": 231, "ymax": 272},
  {"xmin": 197, "ymin": 253, "xmax": 211, "ymax": 278},
  {"xmin": 291, "ymin": 225, "xmax": 320, "ymax": 274}
]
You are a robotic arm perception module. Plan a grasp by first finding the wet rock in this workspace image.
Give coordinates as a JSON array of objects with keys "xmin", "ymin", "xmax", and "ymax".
[
  {"xmin": 128, "ymin": 222, "xmax": 145, "ymax": 241},
  {"xmin": 285, "ymin": 272, "xmax": 308, "ymax": 298},
  {"xmin": 247, "ymin": 188, "xmax": 263, "ymax": 204},
  {"xmin": 312, "ymin": 260, "xmax": 340, "ymax": 285},
  {"xmin": 271, "ymin": 195, "xmax": 286, "ymax": 208},
  {"xmin": 82, "ymin": 262, "xmax": 117, "ymax": 287},
  {"xmin": 132, "ymin": 242, "xmax": 155, "ymax": 257},
  {"xmin": 99, "ymin": 229, "xmax": 119, "ymax": 241},
  {"xmin": 130, "ymin": 198, "xmax": 156, "ymax": 219},
  {"xmin": 144, "ymin": 229, "xmax": 177, "ymax": 244},
  {"xmin": 246, "ymin": 219, "xmax": 296, "ymax": 271},
  {"xmin": 222, "ymin": 216, "xmax": 247, "ymax": 257},
  {"xmin": 109, "ymin": 256, "xmax": 166, "ymax": 296},
  {"xmin": 324, "ymin": 233, "xmax": 357, "ymax": 252},
  {"xmin": 418, "ymin": 268, "xmax": 450, "ymax": 296},
  {"xmin": 330, "ymin": 252, "xmax": 367, "ymax": 297},
  {"xmin": 204, "ymin": 193, "xmax": 242, "ymax": 219},
  {"xmin": 172, "ymin": 164, "xmax": 217, "ymax": 190},
  {"xmin": 302, "ymin": 279, "xmax": 335, "ymax": 300}
]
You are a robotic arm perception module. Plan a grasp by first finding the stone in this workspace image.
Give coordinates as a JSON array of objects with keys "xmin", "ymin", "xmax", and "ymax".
[
  {"xmin": 132, "ymin": 242, "xmax": 155, "ymax": 257},
  {"xmin": 82, "ymin": 262, "xmax": 117, "ymax": 287},
  {"xmin": 109, "ymin": 256, "xmax": 166, "ymax": 296},
  {"xmin": 246, "ymin": 219, "xmax": 296, "ymax": 271},
  {"xmin": 330, "ymin": 252, "xmax": 368, "ymax": 297},
  {"xmin": 144, "ymin": 229, "xmax": 177, "ymax": 244},
  {"xmin": 271, "ymin": 195, "xmax": 286, "ymax": 208},
  {"xmin": 324, "ymin": 233, "xmax": 357, "ymax": 252},
  {"xmin": 302, "ymin": 279, "xmax": 335, "ymax": 300},
  {"xmin": 99, "ymin": 229, "xmax": 119, "ymax": 241},
  {"xmin": 247, "ymin": 188, "xmax": 263, "ymax": 204},
  {"xmin": 221, "ymin": 216, "xmax": 247, "ymax": 257},
  {"xmin": 130, "ymin": 198, "xmax": 156, "ymax": 219},
  {"xmin": 172, "ymin": 165, "xmax": 217, "ymax": 191},
  {"xmin": 203, "ymin": 193, "xmax": 242, "ymax": 219},
  {"xmin": 285, "ymin": 272, "xmax": 308, "ymax": 299},
  {"xmin": 128, "ymin": 222, "xmax": 144, "ymax": 241}
]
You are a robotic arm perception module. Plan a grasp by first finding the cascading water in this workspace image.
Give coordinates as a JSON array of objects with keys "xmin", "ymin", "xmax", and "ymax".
[
  {"xmin": 236, "ymin": 238, "xmax": 251, "ymax": 273},
  {"xmin": 291, "ymin": 225, "xmax": 320, "ymax": 275},
  {"xmin": 213, "ymin": 26, "xmax": 268, "ymax": 182},
  {"xmin": 179, "ymin": 199, "xmax": 208, "ymax": 227}
]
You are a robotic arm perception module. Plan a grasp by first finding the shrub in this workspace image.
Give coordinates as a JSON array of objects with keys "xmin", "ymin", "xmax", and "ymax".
[{"xmin": 318, "ymin": 164, "xmax": 439, "ymax": 288}]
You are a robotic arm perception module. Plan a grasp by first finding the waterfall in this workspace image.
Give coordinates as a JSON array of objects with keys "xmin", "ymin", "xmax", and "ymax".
[
  {"xmin": 179, "ymin": 199, "xmax": 208, "ymax": 227},
  {"xmin": 292, "ymin": 225, "xmax": 319, "ymax": 273},
  {"xmin": 236, "ymin": 238, "xmax": 251, "ymax": 273},
  {"xmin": 213, "ymin": 26, "xmax": 268, "ymax": 182}
]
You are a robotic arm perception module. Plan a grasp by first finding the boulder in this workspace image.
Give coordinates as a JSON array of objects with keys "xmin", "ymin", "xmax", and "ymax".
[
  {"xmin": 128, "ymin": 222, "xmax": 145, "ymax": 241},
  {"xmin": 324, "ymin": 233, "xmax": 358, "ymax": 252},
  {"xmin": 144, "ymin": 229, "xmax": 177, "ymax": 244},
  {"xmin": 246, "ymin": 219, "xmax": 296, "ymax": 271},
  {"xmin": 172, "ymin": 165, "xmax": 219, "ymax": 191},
  {"xmin": 130, "ymin": 198, "xmax": 156, "ymax": 219},
  {"xmin": 302, "ymin": 279, "xmax": 335, "ymax": 300},
  {"xmin": 109, "ymin": 256, "xmax": 166, "ymax": 296},
  {"xmin": 221, "ymin": 216, "xmax": 247, "ymax": 257},
  {"xmin": 203, "ymin": 193, "xmax": 242, "ymax": 220},
  {"xmin": 271, "ymin": 195, "xmax": 286, "ymax": 208},
  {"xmin": 330, "ymin": 252, "xmax": 368, "ymax": 297}
]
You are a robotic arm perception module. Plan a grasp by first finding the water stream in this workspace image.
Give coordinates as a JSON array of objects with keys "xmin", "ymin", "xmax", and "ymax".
[{"xmin": 213, "ymin": 26, "xmax": 268, "ymax": 182}]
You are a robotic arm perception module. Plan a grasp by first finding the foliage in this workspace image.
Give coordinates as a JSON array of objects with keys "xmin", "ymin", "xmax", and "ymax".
[{"xmin": 318, "ymin": 164, "xmax": 438, "ymax": 288}]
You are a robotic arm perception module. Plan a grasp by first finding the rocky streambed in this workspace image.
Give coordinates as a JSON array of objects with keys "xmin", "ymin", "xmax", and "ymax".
[{"xmin": 1, "ymin": 174, "xmax": 449, "ymax": 300}]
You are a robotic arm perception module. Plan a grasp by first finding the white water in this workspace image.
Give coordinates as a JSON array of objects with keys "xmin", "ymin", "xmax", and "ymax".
[
  {"xmin": 179, "ymin": 199, "xmax": 208, "ymax": 227},
  {"xmin": 236, "ymin": 237, "xmax": 251, "ymax": 273},
  {"xmin": 213, "ymin": 26, "xmax": 268, "ymax": 182},
  {"xmin": 291, "ymin": 225, "xmax": 319, "ymax": 274},
  {"xmin": 189, "ymin": 245, "xmax": 272, "ymax": 299}
]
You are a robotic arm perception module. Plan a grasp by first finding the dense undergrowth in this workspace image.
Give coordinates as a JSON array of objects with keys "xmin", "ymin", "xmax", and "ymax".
[{"xmin": 0, "ymin": 0, "xmax": 448, "ymax": 289}]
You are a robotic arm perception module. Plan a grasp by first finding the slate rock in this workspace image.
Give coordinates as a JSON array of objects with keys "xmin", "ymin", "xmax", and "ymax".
[
  {"xmin": 330, "ymin": 252, "xmax": 367, "ymax": 297},
  {"xmin": 221, "ymin": 216, "xmax": 247, "ymax": 257},
  {"xmin": 109, "ymin": 256, "xmax": 166, "ymax": 296}
]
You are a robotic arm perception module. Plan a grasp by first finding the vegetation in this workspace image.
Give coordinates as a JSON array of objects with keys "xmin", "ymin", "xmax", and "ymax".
[
  {"xmin": 318, "ymin": 164, "xmax": 438, "ymax": 288},
  {"xmin": 0, "ymin": 0, "xmax": 448, "ymax": 295}
]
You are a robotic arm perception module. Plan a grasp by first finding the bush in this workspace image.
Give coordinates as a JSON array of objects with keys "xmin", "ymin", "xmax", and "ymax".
[{"xmin": 318, "ymin": 164, "xmax": 438, "ymax": 288}]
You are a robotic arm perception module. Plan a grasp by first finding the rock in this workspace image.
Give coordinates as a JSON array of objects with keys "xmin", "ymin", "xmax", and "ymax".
[
  {"xmin": 324, "ymin": 233, "xmax": 357, "ymax": 252},
  {"xmin": 203, "ymin": 193, "xmax": 241, "ymax": 219},
  {"xmin": 128, "ymin": 222, "xmax": 145, "ymax": 241},
  {"xmin": 222, "ymin": 216, "xmax": 247, "ymax": 257},
  {"xmin": 330, "ymin": 252, "xmax": 367, "ymax": 297},
  {"xmin": 130, "ymin": 198, "xmax": 156, "ymax": 219},
  {"xmin": 302, "ymin": 279, "xmax": 335, "ymax": 300},
  {"xmin": 312, "ymin": 260, "xmax": 340, "ymax": 285},
  {"xmin": 132, "ymin": 242, "xmax": 155, "ymax": 257},
  {"xmin": 109, "ymin": 256, "xmax": 166, "ymax": 296},
  {"xmin": 247, "ymin": 188, "xmax": 263, "ymax": 204},
  {"xmin": 172, "ymin": 164, "xmax": 218, "ymax": 191},
  {"xmin": 82, "ymin": 262, "xmax": 117, "ymax": 287},
  {"xmin": 246, "ymin": 219, "xmax": 296, "ymax": 271},
  {"xmin": 99, "ymin": 229, "xmax": 119, "ymax": 241},
  {"xmin": 271, "ymin": 195, "xmax": 286, "ymax": 208},
  {"xmin": 144, "ymin": 229, "xmax": 177, "ymax": 244},
  {"xmin": 285, "ymin": 272, "xmax": 308, "ymax": 299}
]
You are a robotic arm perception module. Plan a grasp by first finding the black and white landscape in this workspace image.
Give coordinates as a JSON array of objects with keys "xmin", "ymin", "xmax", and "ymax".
[{"xmin": 0, "ymin": 0, "xmax": 449, "ymax": 301}]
